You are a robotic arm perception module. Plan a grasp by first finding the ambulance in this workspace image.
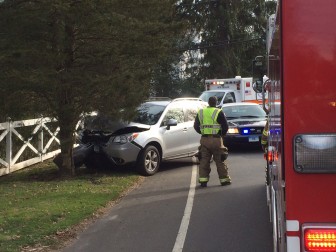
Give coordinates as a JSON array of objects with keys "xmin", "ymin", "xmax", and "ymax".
[{"xmin": 199, "ymin": 76, "xmax": 267, "ymax": 107}]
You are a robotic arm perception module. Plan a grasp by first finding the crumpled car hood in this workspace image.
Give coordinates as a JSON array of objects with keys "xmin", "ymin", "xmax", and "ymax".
[
  {"xmin": 80, "ymin": 118, "xmax": 150, "ymax": 145},
  {"xmin": 112, "ymin": 122, "xmax": 150, "ymax": 135},
  {"xmin": 227, "ymin": 118, "xmax": 266, "ymax": 127},
  {"xmin": 83, "ymin": 115, "xmax": 150, "ymax": 134}
]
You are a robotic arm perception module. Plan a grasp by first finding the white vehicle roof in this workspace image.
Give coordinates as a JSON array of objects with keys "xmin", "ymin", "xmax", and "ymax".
[
  {"xmin": 201, "ymin": 89, "xmax": 229, "ymax": 93},
  {"xmin": 221, "ymin": 102, "xmax": 260, "ymax": 107}
]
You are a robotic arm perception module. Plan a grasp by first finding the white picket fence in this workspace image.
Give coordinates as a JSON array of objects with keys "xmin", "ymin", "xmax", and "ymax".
[{"xmin": 0, "ymin": 117, "xmax": 81, "ymax": 177}]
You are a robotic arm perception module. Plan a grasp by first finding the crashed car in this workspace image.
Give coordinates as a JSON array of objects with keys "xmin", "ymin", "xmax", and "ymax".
[{"xmin": 76, "ymin": 98, "xmax": 207, "ymax": 176}]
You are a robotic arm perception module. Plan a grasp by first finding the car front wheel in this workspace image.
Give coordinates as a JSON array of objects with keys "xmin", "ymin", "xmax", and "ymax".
[{"xmin": 137, "ymin": 145, "xmax": 160, "ymax": 176}]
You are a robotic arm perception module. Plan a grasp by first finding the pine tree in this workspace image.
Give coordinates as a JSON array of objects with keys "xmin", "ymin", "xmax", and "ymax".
[{"xmin": 0, "ymin": 0, "xmax": 187, "ymax": 176}]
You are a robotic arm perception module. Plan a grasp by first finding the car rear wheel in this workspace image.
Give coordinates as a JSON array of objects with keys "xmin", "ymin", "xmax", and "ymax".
[{"xmin": 137, "ymin": 145, "xmax": 160, "ymax": 176}]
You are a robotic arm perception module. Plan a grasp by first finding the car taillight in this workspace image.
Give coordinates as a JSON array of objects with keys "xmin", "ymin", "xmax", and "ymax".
[{"xmin": 303, "ymin": 226, "xmax": 336, "ymax": 251}]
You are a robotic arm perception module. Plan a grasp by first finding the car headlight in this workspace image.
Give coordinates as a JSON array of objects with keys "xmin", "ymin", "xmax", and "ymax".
[
  {"xmin": 112, "ymin": 133, "xmax": 139, "ymax": 144},
  {"xmin": 227, "ymin": 128, "xmax": 239, "ymax": 134}
]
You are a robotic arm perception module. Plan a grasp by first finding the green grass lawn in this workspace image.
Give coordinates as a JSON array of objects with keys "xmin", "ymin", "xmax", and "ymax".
[{"xmin": 0, "ymin": 161, "xmax": 142, "ymax": 252}]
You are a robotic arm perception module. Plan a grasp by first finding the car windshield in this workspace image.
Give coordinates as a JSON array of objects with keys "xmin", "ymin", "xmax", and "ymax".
[
  {"xmin": 83, "ymin": 114, "xmax": 126, "ymax": 132},
  {"xmin": 222, "ymin": 105, "xmax": 266, "ymax": 119},
  {"xmin": 82, "ymin": 103, "xmax": 166, "ymax": 131},
  {"xmin": 132, "ymin": 103, "xmax": 166, "ymax": 125},
  {"xmin": 199, "ymin": 91, "xmax": 225, "ymax": 105}
]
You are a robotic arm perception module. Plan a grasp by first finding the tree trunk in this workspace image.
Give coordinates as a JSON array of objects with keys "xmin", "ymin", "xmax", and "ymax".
[{"xmin": 58, "ymin": 122, "xmax": 76, "ymax": 177}]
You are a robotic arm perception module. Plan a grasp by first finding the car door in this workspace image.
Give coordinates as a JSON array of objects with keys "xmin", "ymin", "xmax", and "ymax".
[
  {"xmin": 184, "ymin": 101, "xmax": 205, "ymax": 154},
  {"xmin": 160, "ymin": 102, "xmax": 189, "ymax": 159}
]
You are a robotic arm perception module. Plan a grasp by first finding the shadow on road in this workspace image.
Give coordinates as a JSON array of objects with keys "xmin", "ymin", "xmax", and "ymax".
[
  {"xmin": 227, "ymin": 144, "xmax": 263, "ymax": 153},
  {"xmin": 52, "ymin": 144, "xmax": 264, "ymax": 177},
  {"xmin": 159, "ymin": 144, "xmax": 263, "ymax": 172}
]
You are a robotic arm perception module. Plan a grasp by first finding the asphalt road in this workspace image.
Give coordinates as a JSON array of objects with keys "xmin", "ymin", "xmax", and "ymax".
[{"xmin": 63, "ymin": 146, "xmax": 273, "ymax": 252}]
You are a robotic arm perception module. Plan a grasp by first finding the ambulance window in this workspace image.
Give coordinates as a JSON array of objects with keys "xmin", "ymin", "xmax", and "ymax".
[
  {"xmin": 213, "ymin": 93, "xmax": 225, "ymax": 105},
  {"xmin": 224, "ymin": 92, "xmax": 235, "ymax": 103}
]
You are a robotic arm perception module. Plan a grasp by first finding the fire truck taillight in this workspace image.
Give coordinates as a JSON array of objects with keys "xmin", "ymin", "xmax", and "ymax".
[
  {"xmin": 303, "ymin": 224, "xmax": 336, "ymax": 252},
  {"xmin": 304, "ymin": 229, "xmax": 336, "ymax": 251},
  {"xmin": 267, "ymin": 150, "xmax": 273, "ymax": 162},
  {"xmin": 266, "ymin": 149, "xmax": 278, "ymax": 162}
]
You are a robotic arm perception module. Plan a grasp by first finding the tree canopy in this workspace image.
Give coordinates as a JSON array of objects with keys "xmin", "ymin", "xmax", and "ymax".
[
  {"xmin": 0, "ymin": 0, "xmax": 188, "ymax": 175},
  {"xmin": 0, "ymin": 0, "xmax": 276, "ymax": 175},
  {"xmin": 170, "ymin": 0, "xmax": 277, "ymax": 95}
]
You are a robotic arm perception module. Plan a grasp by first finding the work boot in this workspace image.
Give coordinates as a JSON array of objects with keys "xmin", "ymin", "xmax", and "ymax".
[
  {"xmin": 220, "ymin": 176, "xmax": 231, "ymax": 186},
  {"xmin": 200, "ymin": 182, "xmax": 207, "ymax": 188}
]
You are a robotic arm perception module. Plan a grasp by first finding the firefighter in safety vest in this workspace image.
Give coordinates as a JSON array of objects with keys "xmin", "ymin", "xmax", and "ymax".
[
  {"xmin": 193, "ymin": 96, "xmax": 231, "ymax": 187},
  {"xmin": 261, "ymin": 119, "xmax": 269, "ymax": 152}
]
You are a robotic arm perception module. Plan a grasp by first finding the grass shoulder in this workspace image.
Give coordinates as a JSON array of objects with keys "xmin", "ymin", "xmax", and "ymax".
[{"xmin": 0, "ymin": 160, "xmax": 143, "ymax": 252}]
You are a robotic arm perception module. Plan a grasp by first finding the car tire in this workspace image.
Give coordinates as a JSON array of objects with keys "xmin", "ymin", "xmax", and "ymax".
[{"xmin": 137, "ymin": 145, "xmax": 160, "ymax": 176}]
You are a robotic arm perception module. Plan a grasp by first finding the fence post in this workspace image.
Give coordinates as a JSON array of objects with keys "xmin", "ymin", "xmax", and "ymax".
[
  {"xmin": 38, "ymin": 117, "xmax": 44, "ymax": 162},
  {"xmin": 5, "ymin": 117, "xmax": 12, "ymax": 173}
]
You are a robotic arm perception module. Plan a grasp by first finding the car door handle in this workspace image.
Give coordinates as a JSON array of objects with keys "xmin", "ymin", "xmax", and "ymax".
[{"xmin": 183, "ymin": 128, "xmax": 188, "ymax": 132}]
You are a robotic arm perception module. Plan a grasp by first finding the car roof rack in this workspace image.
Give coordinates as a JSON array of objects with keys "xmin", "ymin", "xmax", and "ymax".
[{"xmin": 172, "ymin": 97, "xmax": 204, "ymax": 102}]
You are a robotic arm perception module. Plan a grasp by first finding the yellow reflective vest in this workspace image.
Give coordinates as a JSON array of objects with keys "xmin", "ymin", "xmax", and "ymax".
[
  {"xmin": 198, "ymin": 107, "xmax": 222, "ymax": 135},
  {"xmin": 261, "ymin": 120, "xmax": 269, "ymax": 146}
]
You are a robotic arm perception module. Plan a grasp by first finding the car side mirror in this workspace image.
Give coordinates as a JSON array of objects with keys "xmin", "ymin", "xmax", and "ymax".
[{"xmin": 166, "ymin": 118, "xmax": 177, "ymax": 130}]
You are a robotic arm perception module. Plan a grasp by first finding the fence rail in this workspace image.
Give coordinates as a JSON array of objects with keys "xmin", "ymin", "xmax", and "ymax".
[{"xmin": 0, "ymin": 117, "xmax": 81, "ymax": 177}]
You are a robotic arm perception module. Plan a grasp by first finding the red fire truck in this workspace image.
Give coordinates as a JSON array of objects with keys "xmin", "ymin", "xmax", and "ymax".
[{"xmin": 258, "ymin": 0, "xmax": 336, "ymax": 251}]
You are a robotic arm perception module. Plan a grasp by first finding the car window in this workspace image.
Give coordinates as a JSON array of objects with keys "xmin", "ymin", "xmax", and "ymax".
[
  {"xmin": 223, "ymin": 92, "xmax": 235, "ymax": 103},
  {"xmin": 161, "ymin": 106, "xmax": 184, "ymax": 126},
  {"xmin": 200, "ymin": 91, "xmax": 225, "ymax": 105},
  {"xmin": 222, "ymin": 105, "xmax": 266, "ymax": 119},
  {"xmin": 83, "ymin": 114, "xmax": 121, "ymax": 132},
  {"xmin": 184, "ymin": 102, "xmax": 206, "ymax": 122}
]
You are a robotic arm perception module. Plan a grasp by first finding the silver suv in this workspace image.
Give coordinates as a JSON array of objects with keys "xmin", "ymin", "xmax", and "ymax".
[{"xmin": 79, "ymin": 98, "xmax": 207, "ymax": 175}]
